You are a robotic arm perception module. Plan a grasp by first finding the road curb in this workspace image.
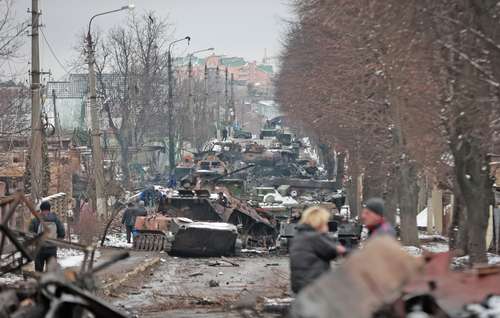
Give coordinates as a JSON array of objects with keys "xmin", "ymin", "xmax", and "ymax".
[{"xmin": 101, "ymin": 256, "xmax": 160, "ymax": 292}]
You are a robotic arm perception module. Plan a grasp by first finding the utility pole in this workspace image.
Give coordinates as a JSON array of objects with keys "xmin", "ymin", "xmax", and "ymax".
[
  {"xmin": 167, "ymin": 36, "xmax": 190, "ymax": 173},
  {"xmin": 203, "ymin": 63, "xmax": 208, "ymax": 126},
  {"xmin": 86, "ymin": 31, "xmax": 106, "ymax": 218},
  {"xmin": 86, "ymin": 5, "xmax": 134, "ymax": 218},
  {"xmin": 188, "ymin": 55, "xmax": 194, "ymax": 149},
  {"xmin": 230, "ymin": 73, "xmax": 235, "ymax": 127},
  {"xmin": 224, "ymin": 67, "xmax": 229, "ymax": 125},
  {"xmin": 215, "ymin": 65, "xmax": 220, "ymax": 139},
  {"xmin": 52, "ymin": 89, "xmax": 63, "ymax": 149},
  {"xmin": 187, "ymin": 48, "xmax": 213, "ymax": 149},
  {"xmin": 30, "ymin": 0, "xmax": 43, "ymax": 203},
  {"xmin": 167, "ymin": 50, "xmax": 174, "ymax": 172}
]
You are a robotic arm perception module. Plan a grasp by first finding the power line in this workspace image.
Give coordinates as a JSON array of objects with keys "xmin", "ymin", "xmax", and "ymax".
[{"xmin": 40, "ymin": 28, "xmax": 70, "ymax": 76}]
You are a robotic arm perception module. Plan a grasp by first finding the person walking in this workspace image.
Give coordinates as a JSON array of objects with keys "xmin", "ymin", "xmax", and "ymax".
[
  {"xmin": 136, "ymin": 201, "xmax": 147, "ymax": 217},
  {"xmin": 289, "ymin": 206, "xmax": 346, "ymax": 293},
  {"xmin": 222, "ymin": 127, "xmax": 228, "ymax": 141},
  {"xmin": 121, "ymin": 202, "xmax": 137, "ymax": 244},
  {"xmin": 360, "ymin": 197, "xmax": 396, "ymax": 238},
  {"xmin": 29, "ymin": 201, "xmax": 65, "ymax": 272}
]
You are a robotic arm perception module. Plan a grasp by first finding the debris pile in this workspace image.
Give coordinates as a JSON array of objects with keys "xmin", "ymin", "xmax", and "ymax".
[{"xmin": 0, "ymin": 191, "xmax": 130, "ymax": 318}]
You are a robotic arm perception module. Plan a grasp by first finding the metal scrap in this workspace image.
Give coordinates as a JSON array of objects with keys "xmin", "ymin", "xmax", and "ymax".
[{"xmin": 0, "ymin": 191, "xmax": 130, "ymax": 318}]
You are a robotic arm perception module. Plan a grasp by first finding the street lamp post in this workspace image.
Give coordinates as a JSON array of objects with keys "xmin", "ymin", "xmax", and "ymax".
[
  {"xmin": 187, "ymin": 48, "xmax": 214, "ymax": 150},
  {"xmin": 167, "ymin": 36, "xmax": 190, "ymax": 172},
  {"xmin": 86, "ymin": 4, "xmax": 134, "ymax": 218}
]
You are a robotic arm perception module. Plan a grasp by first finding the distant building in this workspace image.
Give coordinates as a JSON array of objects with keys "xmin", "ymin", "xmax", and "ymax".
[
  {"xmin": 254, "ymin": 100, "xmax": 281, "ymax": 120},
  {"xmin": 176, "ymin": 54, "xmax": 274, "ymax": 95}
]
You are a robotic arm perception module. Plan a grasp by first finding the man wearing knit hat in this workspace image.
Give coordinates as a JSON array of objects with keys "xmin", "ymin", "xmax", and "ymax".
[{"xmin": 361, "ymin": 197, "xmax": 396, "ymax": 238}]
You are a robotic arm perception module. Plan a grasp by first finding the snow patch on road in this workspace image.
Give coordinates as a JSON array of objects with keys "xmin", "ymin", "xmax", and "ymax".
[
  {"xmin": 453, "ymin": 253, "xmax": 500, "ymax": 268},
  {"xmin": 57, "ymin": 248, "xmax": 101, "ymax": 268},
  {"xmin": 103, "ymin": 233, "xmax": 133, "ymax": 249}
]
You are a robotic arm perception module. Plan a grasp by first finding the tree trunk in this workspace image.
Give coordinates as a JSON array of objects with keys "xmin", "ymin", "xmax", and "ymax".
[
  {"xmin": 336, "ymin": 151, "xmax": 346, "ymax": 187},
  {"xmin": 397, "ymin": 159, "xmax": 419, "ymax": 246},
  {"xmin": 348, "ymin": 160, "xmax": 360, "ymax": 218},
  {"xmin": 417, "ymin": 175, "xmax": 429, "ymax": 216},
  {"xmin": 454, "ymin": 141, "xmax": 492, "ymax": 264},
  {"xmin": 120, "ymin": 139, "xmax": 130, "ymax": 189},
  {"xmin": 449, "ymin": 192, "xmax": 468, "ymax": 255},
  {"xmin": 383, "ymin": 172, "xmax": 398, "ymax": 226}
]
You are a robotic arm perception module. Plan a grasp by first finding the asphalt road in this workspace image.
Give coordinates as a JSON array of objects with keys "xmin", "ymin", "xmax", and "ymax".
[{"xmin": 108, "ymin": 253, "xmax": 290, "ymax": 317}]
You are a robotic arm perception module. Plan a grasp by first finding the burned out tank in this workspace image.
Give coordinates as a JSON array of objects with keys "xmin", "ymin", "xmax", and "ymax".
[{"xmin": 133, "ymin": 214, "xmax": 241, "ymax": 256}]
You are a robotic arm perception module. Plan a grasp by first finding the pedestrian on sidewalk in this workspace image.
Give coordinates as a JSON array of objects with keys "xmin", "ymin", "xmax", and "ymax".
[
  {"xmin": 289, "ymin": 206, "xmax": 346, "ymax": 293},
  {"xmin": 29, "ymin": 201, "xmax": 65, "ymax": 272},
  {"xmin": 222, "ymin": 127, "xmax": 228, "ymax": 141},
  {"xmin": 361, "ymin": 197, "xmax": 396, "ymax": 238},
  {"xmin": 122, "ymin": 202, "xmax": 137, "ymax": 244}
]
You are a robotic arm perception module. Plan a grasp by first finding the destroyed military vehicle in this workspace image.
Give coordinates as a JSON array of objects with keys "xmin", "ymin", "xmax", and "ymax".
[
  {"xmin": 242, "ymin": 143, "xmax": 282, "ymax": 166},
  {"xmin": 133, "ymin": 215, "xmax": 241, "ymax": 256},
  {"xmin": 233, "ymin": 127, "xmax": 252, "ymax": 139},
  {"xmin": 259, "ymin": 128, "xmax": 280, "ymax": 139},
  {"xmin": 130, "ymin": 186, "xmax": 277, "ymax": 251},
  {"xmin": 278, "ymin": 200, "xmax": 362, "ymax": 253},
  {"xmin": 196, "ymin": 158, "xmax": 227, "ymax": 177}
]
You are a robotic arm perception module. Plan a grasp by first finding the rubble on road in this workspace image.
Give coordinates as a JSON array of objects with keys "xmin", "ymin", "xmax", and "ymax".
[{"xmin": 263, "ymin": 297, "xmax": 294, "ymax": 314}]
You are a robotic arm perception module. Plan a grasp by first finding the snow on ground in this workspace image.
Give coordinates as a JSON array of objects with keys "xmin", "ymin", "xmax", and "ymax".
[
  {"xmin": 103, "ymin": 233, "xmax": 133, "ymax": 249},
  {"xmin": 57, "ymin": 248, "xmax": 101, "ymax": 268},
  {"xmin": 422, "ymin": 242, "xmax": 450, "ymax": 253},
  {"xmin": 0, "ymin": 273, "xmax": 24, "ymax": 286},
  {"xmin": 402, "ymin": 246, "xmax": 423, "ymax": 257},
  {"xmin": 418, "ymin": 233, "xmax": 448, "ymax": 242},
  {"xmin": 453, "ymin": 253, "xmax": 500, "ymax": 268}
]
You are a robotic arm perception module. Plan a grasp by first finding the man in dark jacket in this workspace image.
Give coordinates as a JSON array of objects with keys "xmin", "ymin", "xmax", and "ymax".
[
  {"xmin": 29, "ymin": 201, "xmax": 65, "ymax": 272},
  {"xmin": 290, "ymin": 206, "xmax": 346, "ymax": 293},
  {"xmin": 222, "ymin": 127, "xmax": 228, "ymax": 141},
  {"xmin": 361, "ymin": 197, "xmax": 396, "ymax": 238},
  {"xmin": 136, "ymin": 201, "xmax": 147, "ymax": 217},
  {"xmin": 122, "ymin": 202, "xmax": 137, "ymax": 243}
]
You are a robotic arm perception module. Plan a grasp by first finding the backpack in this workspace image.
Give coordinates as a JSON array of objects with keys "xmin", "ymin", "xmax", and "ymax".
[{"xmin": 37, "ymin": 220, "xmax": 59, "ymax": 240}]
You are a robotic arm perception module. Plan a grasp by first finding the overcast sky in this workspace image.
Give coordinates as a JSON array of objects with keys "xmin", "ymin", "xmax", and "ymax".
[{"xmin": 7, "ymin": 0, "xmax": 292, "ymax": 80}]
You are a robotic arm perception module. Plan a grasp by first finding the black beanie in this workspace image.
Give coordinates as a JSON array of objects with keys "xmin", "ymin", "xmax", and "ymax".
[
  {"xmin": 364, "ymin": 197, "xmax": 384, "ymax": 216},
  {"xmin": 40, "ymin": 201, "xmax": 51, "ymax": 211}
]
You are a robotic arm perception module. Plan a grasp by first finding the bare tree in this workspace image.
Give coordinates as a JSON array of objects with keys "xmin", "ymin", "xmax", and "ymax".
[
  {"xmin": 0, "ymin": 0, "xmax": 27, "ymax": 62},
  {"xmin": 92, "ymin": 12, "xmax": 172, "ymax": 188}
]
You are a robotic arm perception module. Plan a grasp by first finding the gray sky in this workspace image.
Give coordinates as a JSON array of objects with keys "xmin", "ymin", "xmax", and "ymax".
[{"xmin": 8, "ymin": 0, "xmax": 292, "ymax": 80}]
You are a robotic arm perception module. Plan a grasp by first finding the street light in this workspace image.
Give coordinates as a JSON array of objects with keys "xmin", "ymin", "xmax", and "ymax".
[
  {"xmin": 167, "ymin": 36, "xmax": 191, "ymax": 173},
  {"xmin": 187, "ymin": 48, "xmax": 215, "ymax": 149},
  {"xmin": 86, "ymin": 4, "xmax": 134, "ymax": 219}
]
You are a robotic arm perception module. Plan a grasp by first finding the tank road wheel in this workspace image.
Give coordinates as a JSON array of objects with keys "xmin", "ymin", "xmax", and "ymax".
[
  {"xmin": 152, "ymin": 236, "xmax": 159, "ymax": 251},
  {"xmin": 134, "ymin": 235, "xmax": 141, "ymax": 250}
]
